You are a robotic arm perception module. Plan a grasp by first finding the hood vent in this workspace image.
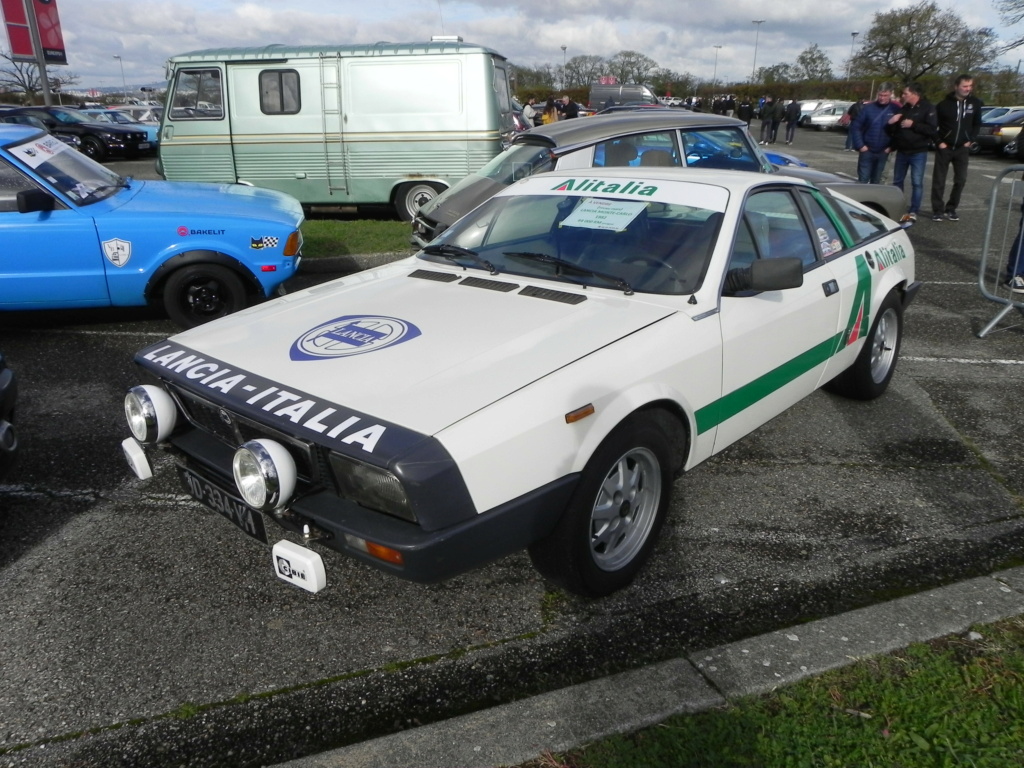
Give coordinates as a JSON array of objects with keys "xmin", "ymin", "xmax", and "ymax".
[
  {"xmin": 460, "ymin": 276, "xmax": 518, "ymax": 292},
  {"xmin": 519, "ymin": 286, "xmax": 587, "ymax": 305},
  {"xmin": 409, "ymin": 269, "xmax": 459, "ymax": 283}
]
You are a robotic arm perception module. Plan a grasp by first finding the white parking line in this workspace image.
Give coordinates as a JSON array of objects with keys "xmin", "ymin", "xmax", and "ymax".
[{"xmin": 904, "ymin": 356, "xmax": 1024, "ymax": 365}]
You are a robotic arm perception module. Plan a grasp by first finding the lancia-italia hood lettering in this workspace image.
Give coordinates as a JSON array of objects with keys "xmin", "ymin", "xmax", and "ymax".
[{"xmin": 163, "ymin": 264, "xmax": 677, "ymax": 435}]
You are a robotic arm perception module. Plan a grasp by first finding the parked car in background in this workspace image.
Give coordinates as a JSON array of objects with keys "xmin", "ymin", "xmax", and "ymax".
[
  {"xmin": 805, "ymin": 102, "xmax": 854, "ymax": 131},
  {"xmin": 0, "ymin": 350, "xmax": 15, "ymax": 480},
  {"xmin": 973, "ymin": 109, "xmax": 1024, "ymax": 154},
  {"xmin": 411, "ymin": 112, "xmax": 904, "ymax": 246},
  {"xmin": 0, "ymin": 110, "xmax": 81, "ymax": 150},
  {"xmin": 0, "ymin": 125, "xmax": 304, "ymax": 328},
  {"xmin": 123, "ymin": 167, "xmax": 918, "ymax": 597},
  {"xmin": 80, "ymin": 108, "xmax": 159, "ymax": 150},
  {"xmin": 3, "ymin": 106, "xmax": 148, "ymax": 161},
  {"xmin": 109, "ymin": 104, "xmax": 163, "ymax": 124}
]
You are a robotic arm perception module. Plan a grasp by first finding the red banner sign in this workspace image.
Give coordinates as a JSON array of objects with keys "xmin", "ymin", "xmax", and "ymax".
[{"xmin": 2, "ymin": 0, "xmax": 67, "ymax": 64}]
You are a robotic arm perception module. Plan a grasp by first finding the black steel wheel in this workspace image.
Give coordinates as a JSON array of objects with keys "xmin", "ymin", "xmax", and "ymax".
[{"xmin": 162, "ymin": 264, "xmax": 248, "ymax": 328}]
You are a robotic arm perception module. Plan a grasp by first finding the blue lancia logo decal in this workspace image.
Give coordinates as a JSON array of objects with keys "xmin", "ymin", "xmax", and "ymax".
[{"xmin": 290, "ymin": 315, "xmax": 421, "ymax": 360}]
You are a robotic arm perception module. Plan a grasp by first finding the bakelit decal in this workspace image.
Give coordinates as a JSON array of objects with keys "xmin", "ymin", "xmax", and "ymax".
[
  {"xmin": 290, "ymin": 315, "xmax": 422, "ymax": 361},
  {"xmin": 102, "ymin": 238, "xmax": 131, "ymax": 267}
]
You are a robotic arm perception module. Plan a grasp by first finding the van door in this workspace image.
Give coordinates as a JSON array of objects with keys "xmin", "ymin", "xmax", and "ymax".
[{"xmin": 160, "ymin": 66, "xmax": 235, "ymax": 184}]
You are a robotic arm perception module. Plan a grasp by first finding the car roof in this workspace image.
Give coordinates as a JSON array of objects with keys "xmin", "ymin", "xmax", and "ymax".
[
  {"xmin": 0, "ymin": 124, "xmax": 45, "ymax": 146},
  {"xmin": 512, "ymin": 112, "xmax": 746, "ymax": 150}
]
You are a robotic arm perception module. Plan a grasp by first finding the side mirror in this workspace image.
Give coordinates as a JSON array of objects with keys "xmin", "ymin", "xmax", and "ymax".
[
  {"xmin": 17, "ymin": 188, "xmax": 55, "ymax": 213},
  {"xmin": 726, "ymin": 256, "xmax": 804, "ymax": 292}
]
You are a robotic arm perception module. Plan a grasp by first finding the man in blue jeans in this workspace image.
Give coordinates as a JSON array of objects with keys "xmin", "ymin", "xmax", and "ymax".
[
  {"xmin": 850, "ymin": 84, "xmax": 900, "ymax": 184},
  {"xmin": 886, "ymin": 82, "xmax": 938, "ymax": 226}
]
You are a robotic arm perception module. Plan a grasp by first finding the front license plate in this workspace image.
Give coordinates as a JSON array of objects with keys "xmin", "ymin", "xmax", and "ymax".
[
  {"xmin": 138, "ymin": 142, "xmax": 151, "ymax": 150},
  {"xmin": 178, "ymin": 465, "xmax": 268, "ymax": 543}
]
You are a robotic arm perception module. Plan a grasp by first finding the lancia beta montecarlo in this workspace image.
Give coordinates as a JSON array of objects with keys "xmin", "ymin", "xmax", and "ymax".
[{"xmin": 123, "ymin": 168, "xmax": 919, "ymax": 598}]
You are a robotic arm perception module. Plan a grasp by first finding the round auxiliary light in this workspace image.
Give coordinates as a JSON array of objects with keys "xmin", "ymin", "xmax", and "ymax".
[
  {"xmin": 124, "ymin": 385, "xmax": 178, "ymax": 443},
  {"xmin": 232, "ymin": 439, "xmax": 297, "ymax": 511}
]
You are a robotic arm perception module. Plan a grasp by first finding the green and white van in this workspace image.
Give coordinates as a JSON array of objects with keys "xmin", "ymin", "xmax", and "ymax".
[{"xmin": 158, "ymin": 38, "xmax": 515, "ymax": 220}]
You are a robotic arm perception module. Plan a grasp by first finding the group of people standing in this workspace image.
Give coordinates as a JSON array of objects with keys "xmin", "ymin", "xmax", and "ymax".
[
  {"xmin": 754, "ymin": 96, "xmax": 803, "ymax": 146},
  {"xmin": 521, "ymin": 96, "xmax": 579, "ymax": 127}
]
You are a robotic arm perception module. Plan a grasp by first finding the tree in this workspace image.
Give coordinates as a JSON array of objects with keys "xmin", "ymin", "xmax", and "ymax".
[
  {"xmin": 648, "ymin": 68, "xmax": 697, "ymax": 98},
  {"xmin": 0, "ymin": 50, "xmax": 78, "ymax": 103},
  {"xmin": 757, "ymin": 63, "xmax": 795, "ymax": 86},
  {"xmin": 852, "ymin": 1, "xmax": 997, "ymax": 83},
  {"xmin": 512, "ymin": 63, "xmax": 557, "ymax": 93},
  {"xmin": 607, "ymin": 50, "xmax": 659, "ymax": 85},
  {"xmin": 997, "ymin": 0, "xmax": 1024, "ymax": 52},
  {"xmin": 793, "ymin": 44, "xmax": 833, "ymax": 82},
  {"xmin": 563, "ymin": 55, "xmax": 607, "ymax": 89}
]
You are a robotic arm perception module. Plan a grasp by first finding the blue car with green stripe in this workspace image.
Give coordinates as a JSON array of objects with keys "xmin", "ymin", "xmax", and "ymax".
[{"xmin": 123, "ymin": 167, "xmax": 918, "ymax": 598}]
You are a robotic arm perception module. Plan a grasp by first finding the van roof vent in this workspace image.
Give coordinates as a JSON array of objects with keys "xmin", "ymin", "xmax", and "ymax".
[{"xmin": 431, "ymin": 35, "xmax": 464, "ymax": 43}]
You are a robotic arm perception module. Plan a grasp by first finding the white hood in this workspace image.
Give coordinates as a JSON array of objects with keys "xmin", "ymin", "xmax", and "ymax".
[{"xmin": 173, "ymin": 262, "xmax": 677, "ymax": 435}]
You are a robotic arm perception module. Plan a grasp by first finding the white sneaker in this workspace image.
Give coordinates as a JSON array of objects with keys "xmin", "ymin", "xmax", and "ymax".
[{"xmin": 1008, "ymin": 275, "xmax": 1024, "ymax": 294}]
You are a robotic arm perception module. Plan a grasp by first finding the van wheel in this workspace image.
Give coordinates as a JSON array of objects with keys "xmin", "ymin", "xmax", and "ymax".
[
  {"xmin": 395, "ymin": 182, "xmax": 441, "ymax": 222},
  {"xmin": 163, "ymin": 264, "xmax": 248, "ymax": 328},
  {"xmin": 81, "ymin": 136, "xmax": 106, "ymax": 162},
  {"xmin": 528, "ymin": 413, "xmax": 673, "ymax": 597}
]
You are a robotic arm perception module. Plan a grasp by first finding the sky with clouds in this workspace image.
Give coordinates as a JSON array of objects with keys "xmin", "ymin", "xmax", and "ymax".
[{"xmin": 20, "ymin": 0, "xmax": 1024, "ymax": 91}]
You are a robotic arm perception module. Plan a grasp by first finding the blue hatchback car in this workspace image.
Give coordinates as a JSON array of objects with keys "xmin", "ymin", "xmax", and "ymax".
[{"xmin": 0, "ymin": 125, "xmax": 304, "ymax": 327}]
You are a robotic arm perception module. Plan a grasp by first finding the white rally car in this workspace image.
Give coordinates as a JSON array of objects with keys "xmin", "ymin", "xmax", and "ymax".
[{"xmin": 122, "ymin": 168, "xmax": 919, "ymax": 597}]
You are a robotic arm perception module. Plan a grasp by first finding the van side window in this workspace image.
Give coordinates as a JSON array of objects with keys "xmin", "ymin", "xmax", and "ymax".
[
  {"xmin": 170, "ymin": 69, "xmax": 224, "ymax": 120},
  {"xmin": 259, "ymin": 70, "xmax": 301, "ymax": 115}
]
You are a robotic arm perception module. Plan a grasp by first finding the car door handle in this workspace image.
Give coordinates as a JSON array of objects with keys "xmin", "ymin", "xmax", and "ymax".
[{"xmin": 822, "ymin": 279, "xmax": 840, "ymax": 297}]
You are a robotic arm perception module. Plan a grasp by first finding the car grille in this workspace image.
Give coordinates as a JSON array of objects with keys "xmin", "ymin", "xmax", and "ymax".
[{"xmin": 168, "ymin": 384, "xmax": 321, "ymax": 481}]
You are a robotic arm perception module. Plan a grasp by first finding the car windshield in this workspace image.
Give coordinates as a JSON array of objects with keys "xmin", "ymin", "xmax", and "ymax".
[
  {"xmin": 476, "ymin": 143, "xmax": 556, "ymax": 185},
  {"xmin": 419, "ymin": 191, "xmax": 725, "ymax": 295},
  {"xmin": 48, "ymin": 108, "xmax": 97, "ymax": 125},
  {"xmin": 7, "ymin": 133, "xmax": 125, "ymax": 205}
]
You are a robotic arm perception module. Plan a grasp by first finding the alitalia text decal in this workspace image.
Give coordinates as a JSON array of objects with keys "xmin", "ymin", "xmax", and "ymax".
[{"xmin": 551, "ymin": 179, "xmax": 658, "ymax": 196}]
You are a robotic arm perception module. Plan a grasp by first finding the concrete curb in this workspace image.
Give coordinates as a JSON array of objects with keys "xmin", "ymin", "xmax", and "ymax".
[{"xmin": 276, "ymin": 567, "xmax": 1024, "ymax": 768}]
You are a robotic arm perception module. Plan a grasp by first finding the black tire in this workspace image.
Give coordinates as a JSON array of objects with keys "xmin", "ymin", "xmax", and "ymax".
[
  {"xmin": 826, "ymin": 291, "xmax": 903, "ymax": 400},
  {"xmin": 162, "ymin": 264, "xmax": 248, "ymax": 329},
  {"xmin": 394, "ymin": 182, "xmax": 441, "ymax": 223},
  {"xmin": 81, "ymin": 136, "xmax": 106, "ymax": 162},
  {"xmin": 528, "ymin": 412, "xmax": 675, "ymax": 597}
]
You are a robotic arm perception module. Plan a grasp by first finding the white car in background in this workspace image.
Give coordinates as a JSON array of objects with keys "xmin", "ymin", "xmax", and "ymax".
[{"xmin": 123, "ymin": 168, "xmax": 919, "ymax": 597}]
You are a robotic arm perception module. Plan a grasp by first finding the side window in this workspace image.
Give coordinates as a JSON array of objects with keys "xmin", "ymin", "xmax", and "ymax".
[
  {"xmin": 680, "ymin": 127, "xmax": 761, "ymax": 171},
  {"xmin": 821, "ymin": 194, "xmax": 889, "ymax": 243},
  {"xmin": 259, "ymin": 70, "xmax": 300, "ymax": 115},
  {"xmin": 170, "ymin": 69, "xmax": 224, "ymax": 120},
  {"xmin": 737, "ymin": 189, "xmax": 818, "ymax": 268},
  {"xmin": 594, "ymin": 132, "xmax": 679, "ymax": 168},
  {"xmin": 797, "ymin": 189, "xmax": 846, "ymax": 258},
  {"xmin": 0, "ymin": 160, "xmax": 35, "ymax": 212}
]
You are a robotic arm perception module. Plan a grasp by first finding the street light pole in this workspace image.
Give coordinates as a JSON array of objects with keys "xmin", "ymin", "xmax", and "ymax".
[
  {"xmin": 712, "ymin": 46, "xmax": 722, "ymax": 94},
  {"xmin": 847, "ymin": 32, "xmax": 859, "ymax": 84},
  {"xmin": 561, "ymin": 45, "xmax": 567, "ymax": 91},
  {"xmin": 751, "ymin": 20, "xmax": 765, "ymax": 82},
  {"xmin": 113, "ymin": 54, "xmax": 128, "ymax": 102}
]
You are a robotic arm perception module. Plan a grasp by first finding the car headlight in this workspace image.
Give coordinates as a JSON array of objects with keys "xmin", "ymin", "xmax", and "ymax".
[
  {"xmin": 329, "ymin": 452, "xmax": 415, "ymax": 522},
  {"xmin": 124, "ymin": 385, "xmax": 178, "ymax": 443},
  {"xmin": 232, "ymin": 439, "xmax": 296, "ymax": 511}
]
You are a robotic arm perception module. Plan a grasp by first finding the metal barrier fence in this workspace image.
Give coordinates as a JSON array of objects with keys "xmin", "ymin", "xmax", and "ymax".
[{"xmin": 978, "ymin": 164, "xmax": 1024, "ymax": 338}]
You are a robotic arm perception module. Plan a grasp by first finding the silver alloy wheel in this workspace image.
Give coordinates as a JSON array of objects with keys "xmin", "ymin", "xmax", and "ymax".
[
  {"xmin": 589, "ymin": 446, "xmax": 662, "ymax": 572},
  {"xmin": 870, "ymin": 306, "xmax": 899, "ymax": 383}
]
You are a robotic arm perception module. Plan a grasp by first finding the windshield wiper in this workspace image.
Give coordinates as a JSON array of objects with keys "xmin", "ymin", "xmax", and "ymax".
[
  {"xmin": 422, "ymin": 243, "xmax": 498, "ymax": 275},
  {"xmin": 504, "ymin": 251, "xmax": 634, "ymax": 295}
]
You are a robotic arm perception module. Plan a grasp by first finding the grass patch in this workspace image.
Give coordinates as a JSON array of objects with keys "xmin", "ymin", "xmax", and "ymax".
[
  {"xmin": 521, "ymin": 617, "xmax": 1024, "ymax": 768},
  {"xmin": 301, "ymin": 217, "xmax": 411, "ymax": 258}
]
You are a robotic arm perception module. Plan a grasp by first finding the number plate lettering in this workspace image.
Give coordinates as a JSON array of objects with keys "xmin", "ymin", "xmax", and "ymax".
[{"xmin": 178, "ymin": 466, "xmax": 269, "ymax": 543}]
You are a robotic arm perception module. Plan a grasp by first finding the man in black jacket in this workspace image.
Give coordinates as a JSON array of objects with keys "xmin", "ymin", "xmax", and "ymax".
[
  {"xmin": 887, "ymin": 82, "xmax": 939, "ymax": 225},
  {"xmin": 930, "ymin": 74, "xmax": 983, "ymax": 221}
]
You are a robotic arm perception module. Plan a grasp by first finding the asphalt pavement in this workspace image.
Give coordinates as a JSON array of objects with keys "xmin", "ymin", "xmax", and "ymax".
[{"xmin": 1, "ymin": 129, "xmax": 1024, "ymax": 768}]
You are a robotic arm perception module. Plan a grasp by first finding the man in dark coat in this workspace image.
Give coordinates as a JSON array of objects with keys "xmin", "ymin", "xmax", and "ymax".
[
  {"xmin": 930, "ymin": 74, "xmax": 983, "ymax": 221},
  {"xmin": 886, "ymin": 82, "xmax": 938, "ymax": 225}
]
